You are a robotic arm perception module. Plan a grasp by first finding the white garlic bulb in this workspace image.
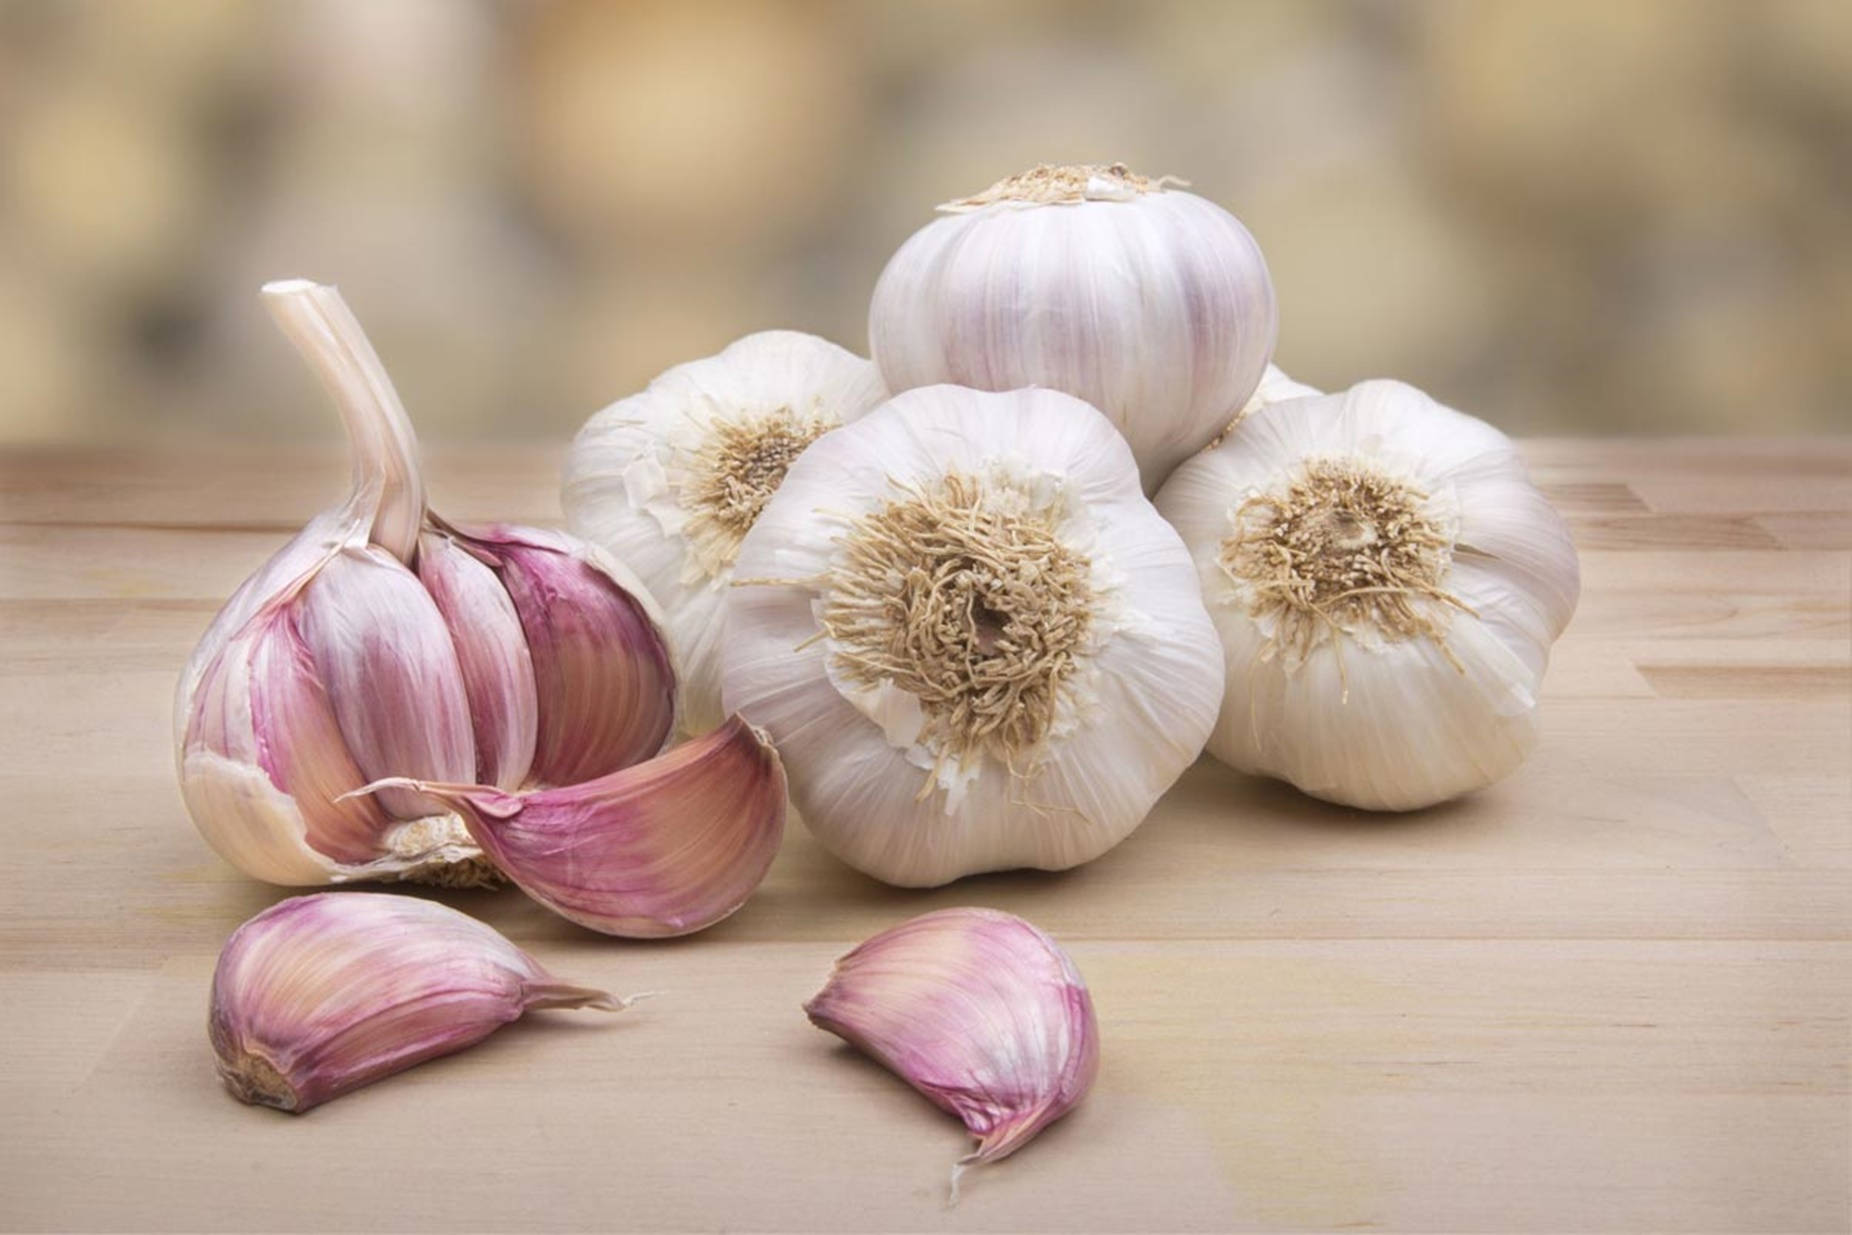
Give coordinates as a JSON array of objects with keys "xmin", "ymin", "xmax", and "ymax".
[
  {"xmin": 1155, "ymin": 379, "xmax": 1580, "ymax": 810},
  {"xmin": 868, "ymin": 163, "xmax": 1277, "ymax": 493},
  {"xmin": 563, "ymin": 332, "xmax": 887, "ymax": 732},
  {"xmin": 723, "ymin": 383, "xmax": 1225, "ymax": 887},
  {"xmin": 1206, "ymin": 363, "xmax": 1321, "ymax": 448}
]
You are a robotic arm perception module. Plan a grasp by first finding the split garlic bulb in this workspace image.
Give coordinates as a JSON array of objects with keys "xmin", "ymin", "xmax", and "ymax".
[
  {"xmin": 868, "ymin": 163, "xmax": 1277, "ymax": 492},
  {"xmin": 211, "ymin": 893, "xmax": 636, "ymax": 1112},
  {"xmin": 805, "ymin": 908, "xmax": 1099, "ymax": 1199},
  {"xmin": 1155, "ymin": 379, "xmax": 1580, "ymax": 810},
  {"xmin": 723, "ymin": 383, "xmax": 1224, "ymax": 887},
  {"xmin": 176, "ymin": 280, "xmax": 676, "ymax": 887},
  {"xmin": 563, "ymin": 332, "xmax": 887, "ymax": 732}
]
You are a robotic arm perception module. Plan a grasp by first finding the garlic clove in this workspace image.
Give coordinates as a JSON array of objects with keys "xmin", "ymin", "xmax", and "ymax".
[
  {"xmin": 456, "ymin": 524, "xmax": 678, "ymax": 785},
  {"xmin": 210, "ymin": 892, "xmax": 635, "ymax": 1113},
  {"xmin": 416, "ymin": 531, "xmax": 539, "ymax": 790},
  {"xmin": 297, "ymin": 547, "xmax": 476, "ymax": 820},
  {"xmin": 804, "ymin": 907, "xmax": 1099, "ymax": 1200},
  {"xmin": 362, "ymin": 715, "xmax": 785, "ymax": 938}
]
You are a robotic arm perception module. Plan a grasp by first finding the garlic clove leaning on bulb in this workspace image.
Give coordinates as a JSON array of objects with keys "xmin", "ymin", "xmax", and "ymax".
[
  {"xmin": 1205, "ymin": 363, "xmax": 1321, "ymax": 449},
  {"xmin": 210, "ymin": 892, "xmax": 637, "ymax": 1113},
  {"xmin": 563, "ymin": 331, "xmax": 888, "ymax": 734},
  {"xmin": 868, "ymin": 162, "xmax": 1278, "ymax": 494},
  {"xmin": 723, "ymin": 383, "xmax": 1225, "ymax": 887},
  {"xmin": 1155, "ymin": 378, "xmax": 1581, "ymax": 811},
  {"xmin": 805, "ymin": 908, "xmax": 1099, "ymax": 1199},
  {"xmin": 176, "ymin": 280, "xmax": 678, "ymax": 888},
  {"xmin": 359, "ymin": 715, "xmax": 786, "ymax": 938}
]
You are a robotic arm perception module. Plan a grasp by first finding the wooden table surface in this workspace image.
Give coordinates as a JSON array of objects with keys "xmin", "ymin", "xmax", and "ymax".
[{"xmin": 2, "ymin": 438, "xmax": 1848, "ymax": 1234}]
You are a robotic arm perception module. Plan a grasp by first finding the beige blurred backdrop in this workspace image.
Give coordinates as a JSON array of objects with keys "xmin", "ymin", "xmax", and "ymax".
[{"xmin": 1, "ymin": 0, "xmax": 1847, "ymax": 446}]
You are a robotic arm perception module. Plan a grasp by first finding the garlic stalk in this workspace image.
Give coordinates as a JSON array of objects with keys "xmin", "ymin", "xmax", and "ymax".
[
  {"xmin": 210, "ymin": 892, "xmax": 638, "ymax": 1113},
  {"xmin": 176, "ymin": 280, "xmax": 677, "ymax": 887},
  {"xmin": 358, "ymin": 715, "xmax": 786, "ymax": 938},
  {"xmin": 1155, "ymin": 379, "xmax": 1580, "ymax": 810},
  {"xmin": 868, "ymin": 162, "xmax": 1277, "ymax": 493},
  {"xmin": 723, "ymin": 383, "xmax": 1224, "ymax": 887},
  {"xmin": 563, "ymin": 332, "xmax": 887, "ymax": 732},
  {"xmin": 805, "ymin": 908, "xmax": 1099, "ymax": 1200}
]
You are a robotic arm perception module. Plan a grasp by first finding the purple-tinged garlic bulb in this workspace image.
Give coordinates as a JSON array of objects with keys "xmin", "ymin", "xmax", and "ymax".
[
  {"xmin": 209, "ymin": 893, "xmax": 638, "ymax": 1113},
  {"xmin": 805, "ymin": 908, "xmax": 1100, "ymax": 1200},
  {"xmin": 868, "ymin": 162, "xmax": 1277, "ymax": 493},
  {"xmin": 175, "ymin": 280, "xmax": 676, "ymax": 887},
  {"xmin": 362, "ymin": 715, "xmax": 785, "ymax": 938}
]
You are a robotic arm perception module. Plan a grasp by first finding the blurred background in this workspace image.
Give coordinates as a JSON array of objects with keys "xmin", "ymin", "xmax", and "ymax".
[{"xmin": 0, "ymin": 0, "xmax": 1847, "ymax": 446}]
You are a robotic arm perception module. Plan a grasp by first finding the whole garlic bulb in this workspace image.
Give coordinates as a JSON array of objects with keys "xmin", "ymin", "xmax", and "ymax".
[
  {"xmin": 1155, "ymin": 379, "xmax": 1580, "ymax": 810},
  {"xmin": 868, "ymin": 163, "xmax": 1277, "ymax": 493},
  {"xmin": 563, "ymin": 332, "xmax": 887, "ymax": 732},
  {"xmin": 176, "ymin": 280, "xmax": 677, "ymax": 887},
  {"xmin": 723, "ymin": 383, "xmax": 1225, "ymax": 887}
]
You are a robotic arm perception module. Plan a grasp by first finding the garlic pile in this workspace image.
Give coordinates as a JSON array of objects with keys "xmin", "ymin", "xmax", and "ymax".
[
  {"xmin": 175, "ymin": 280, "xmax": 677, "ymax": 887},
  {"xmin": 724, "ymin": 383, "xmax": 1224, "ymax": 887},
  {"xmin": 563, "ymin": 332, "xmax": 887, "ymax": 732},
  {"xmin": 358, "ymin": 715, "xmax": 786, "ymax": 938},
  {"xmin": 1156, "ymin": 379, "xmax": 1580, "ymax": 809},
  {"xmin": 210, "ymin": 893, "xmax": 638, "ymax": 1112},
  {"xmin": 805, "ymin": 908, "xmax": 1098, "ymax": 1200},
  {"xmin": 868, "ymin": 162, "xmax": 1277, "ymax": 492}
]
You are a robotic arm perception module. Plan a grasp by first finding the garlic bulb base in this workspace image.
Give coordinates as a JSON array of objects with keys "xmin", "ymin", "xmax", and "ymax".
[{"xmin": 940, "ymin": 161, "xmax": 1186, "ymax": 211}]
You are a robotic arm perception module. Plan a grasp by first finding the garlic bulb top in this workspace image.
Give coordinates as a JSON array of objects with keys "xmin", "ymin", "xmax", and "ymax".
[
  {"xmin": 563, "ymin": 331, "xmax": 887, "ymax": 732},
  {"xmin": 176, "ymin": 280, "xmax": 677, "ymax": 887},
  {"xmin": 868, "ymin": 163, "xmax": 1278, "ymax": 493},
  {"xmin": 723, "ymin": 383, "xmax": 1225, "ymax": 887},
  {"xmin": 1156, "ymin": 379, "xmax": 1580, "ymax": 810}
]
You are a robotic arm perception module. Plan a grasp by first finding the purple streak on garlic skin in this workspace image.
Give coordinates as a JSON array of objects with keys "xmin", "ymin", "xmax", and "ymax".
[
  {"xmin": 209, "ymin": 893, "xmax": 631, "ymax": 1113},
  {"xmin": 359, "ymin": 715, "xmax": 784, "ymax": 938},
  {"xmin": 416, "ymin": 532, "xmax": 539, "ymax": 790},
  {"xmin": 467, "ymin": 525, "xmax": 677, "ymax": 785},
  {"xmin": 804, "ymin": 907, "xmax": 1100, "ymax": 1195}
]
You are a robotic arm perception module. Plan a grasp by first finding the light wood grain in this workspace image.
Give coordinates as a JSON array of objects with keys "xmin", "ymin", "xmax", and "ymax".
[{"xmin": 1, "ymin": 439, "xmax": 1848, "ymax": 1234}]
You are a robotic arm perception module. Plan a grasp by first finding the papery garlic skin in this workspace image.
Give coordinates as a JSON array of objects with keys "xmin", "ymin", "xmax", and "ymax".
[
  {"xmin": 210, "ymin": 893, "xmax": 632, "ymax": 1112},
  {"xmin": 362, "ymin": 715, "xmax": 786, "ymax": 938},
  {"xmin": 868, "ymin": 163, "xmax": 1277, "ymax": 493},
  {"xmin": 563, "ymin": 332, "xmax": 887, "ymax": 733},
  {"xmin": 176, "ymin": 280, "xmax": 676, "ymax": 887},
  {"xmin": 1156, "ymin": 379, "xmax": 1580, "ymax": 810},
  {"xmin": 723, "ymin": 383, "xmax": 1224, "ymax": 887},
  {"xmin": 805, "ymin": 908, "xmax": 1099, "ymax": 1195}
]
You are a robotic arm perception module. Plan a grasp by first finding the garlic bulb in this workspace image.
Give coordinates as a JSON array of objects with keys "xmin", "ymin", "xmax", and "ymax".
[
  {"xmin": 563, "ymin": 332, "xmax": 887, "ymax": 732},
  {"xmin": 176, "ymin": 280, "xmax": 676, "ymax": 887},
  {"xmin": 868, "ymin": 162, "xmax": 1277, "ymax": 493},
  {"xmin": 360, "ymin": 715, "xmax": 786, "ymax": 938},
  {"xmin": 1205, "ymin": 363, "xmax": 1320, "ymax": 449},
  {"xmin": 210, "ymin": 893, "xmax": 638, "ymax": 1112},
  {"xmin": 723, "ymin": 383, "xmax": 1224, "ymax": 887},
  {"xmin": 1155, "ymin": 379, "xmax": 1580, "ymax": 810},
  {"xmin": 805, "ymin": 908, "xmax": 1099, "ymax": 1200}
]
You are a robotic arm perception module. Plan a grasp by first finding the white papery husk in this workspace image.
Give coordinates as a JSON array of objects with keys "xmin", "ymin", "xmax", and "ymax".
[
  {"xmin": 1155, "ymin": 379, "xmax": 1580, "ymax": 811},
  {"xmin": 564, "ymin": 331, "xmax": 886, "ymax": 732},
  {"xmin": 723, "ymin": 383, "xmax": 1225, "ymax": 887}
]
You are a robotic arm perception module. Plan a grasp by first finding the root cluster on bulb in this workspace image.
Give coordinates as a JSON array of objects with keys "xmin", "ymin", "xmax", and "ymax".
[
  {"xmin": 941, "ymin": 162, "xmax": 1186, "ymax": 211},
  {"xmin": 820, "ymin": 472, "xmax": 1094, "ymax": 777},
  {"xmin": 682, "ymin": 406, "xmax": 837, "ymax": 576},
  {"xmin": 1219, "ymin": 456, "xmax": 1467, "ymax": 661}
]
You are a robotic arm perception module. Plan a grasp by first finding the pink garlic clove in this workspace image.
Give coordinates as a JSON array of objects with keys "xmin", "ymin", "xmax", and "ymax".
[
  {"xmin": 209, "ymin": 892, "xmax": 637, "ymax": 1113},
  {"xmin": 416, "ymin": 531, "xmax": 539, "ymax": 790},
  {"xmin": 804, "ymin": 907, "xmax": 1100, "ymax": 1200},
  {"xmin": 360, "ymin": 715, "xmax": 785, "ymax": 938}
]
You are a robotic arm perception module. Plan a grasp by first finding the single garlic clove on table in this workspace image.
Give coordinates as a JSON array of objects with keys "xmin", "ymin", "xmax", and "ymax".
[
  {"xmin": 869, "ymin": 162, "xmax": 1277, "ymax": 493},
  {"xmin": 805, "ymin": 908, "xmax": 1100, "ymax": 1201},
  {"xmin": 209, "ymin": 892, "xmax": 638, "ymax": 1113},
  {"xmin": 1155, "ymin": 378, "xmax": 1581, "ymax": 810},
  {"xmin": 723, "ymin": 382, "xmax": 1224, "ymax": 887},
  {"xmin": 175, "ymin": 280, "xmax": 678, "ymax": 887},
  {"xmin": 359, "ymin": 715, "xmax": 786, "ymax": 938},
  {"xmin": 563, "ymin": 331, "xmax": 888, "ymax": 734}
]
